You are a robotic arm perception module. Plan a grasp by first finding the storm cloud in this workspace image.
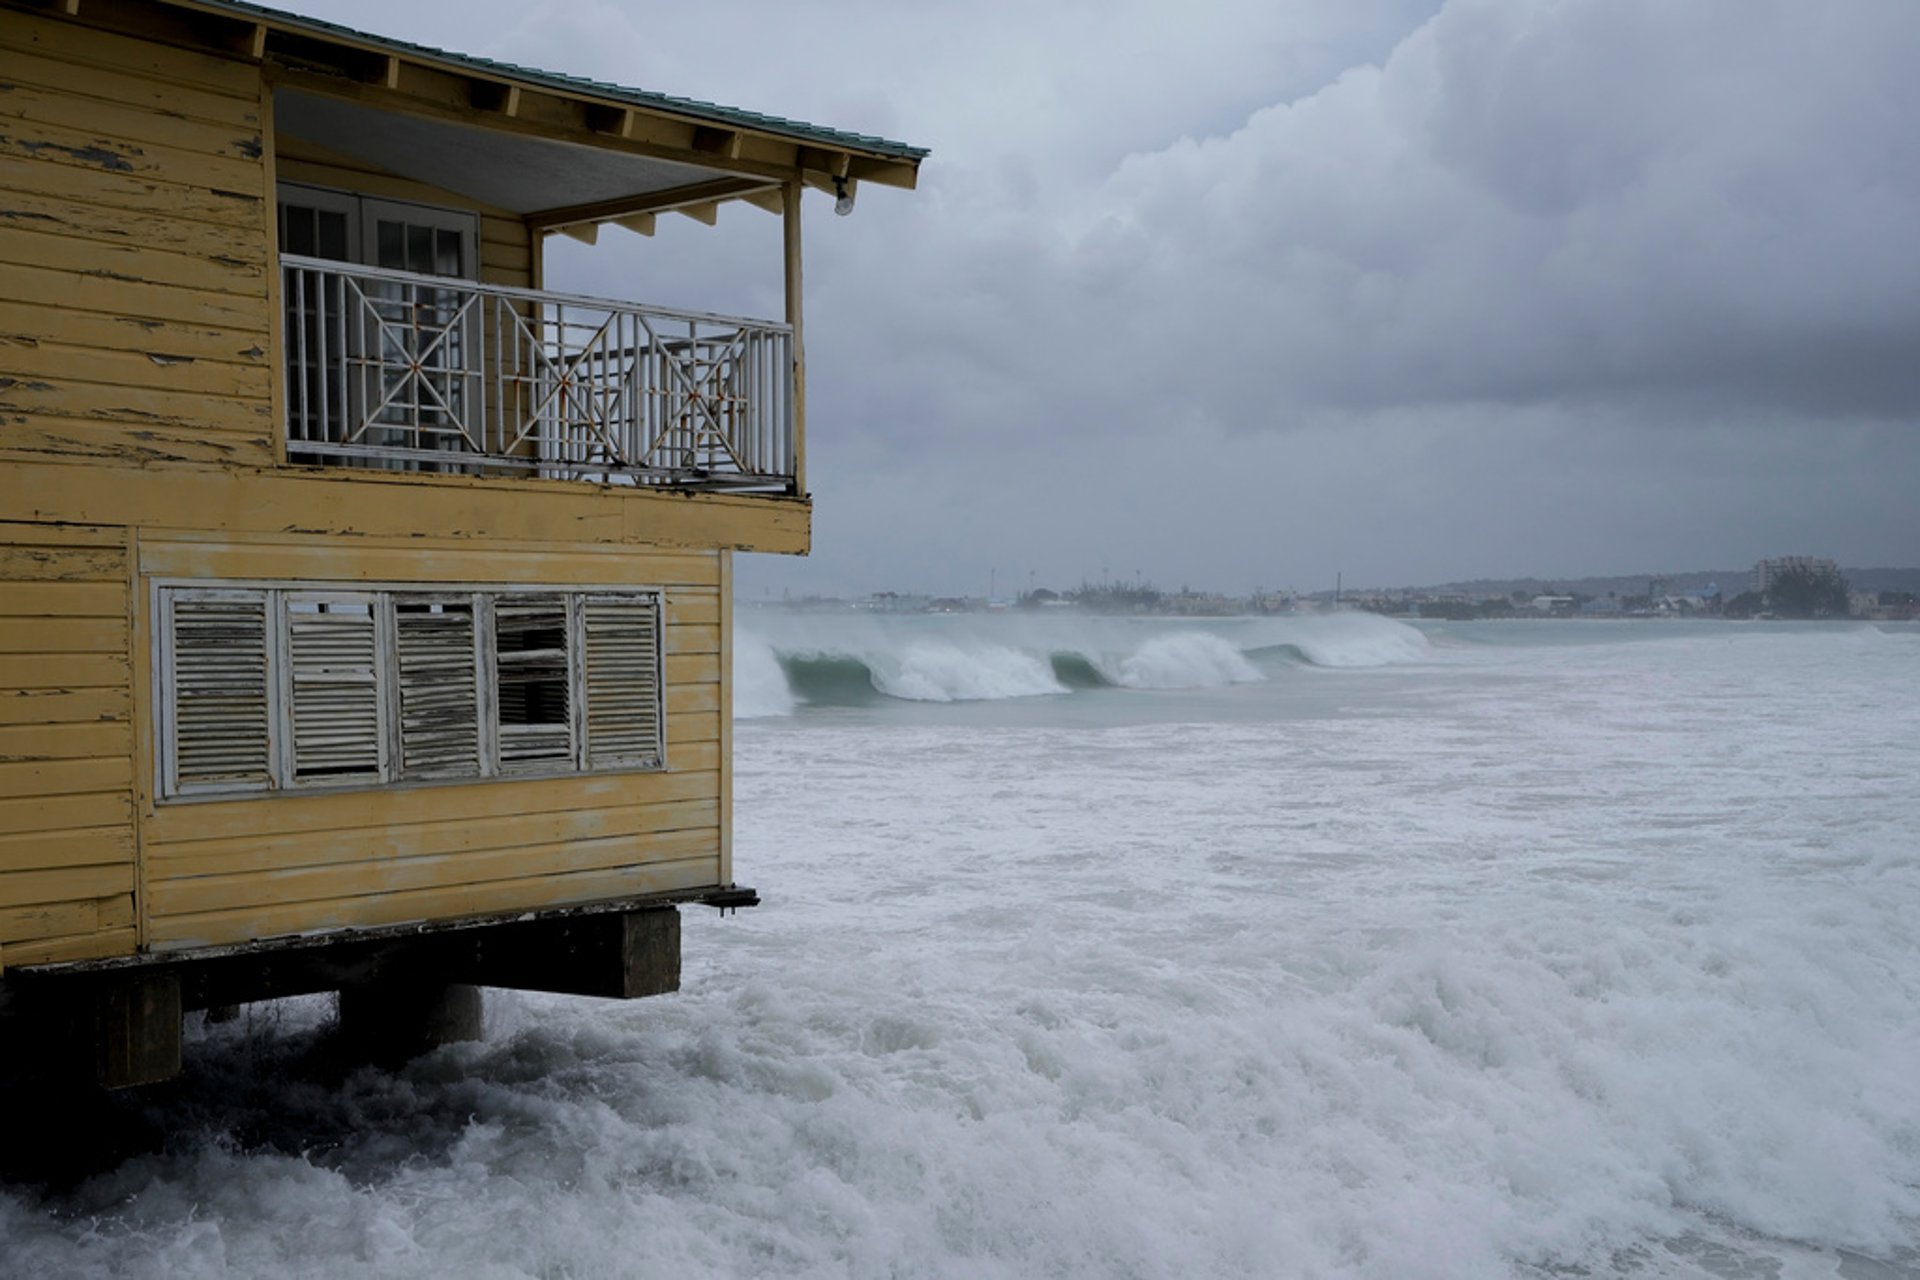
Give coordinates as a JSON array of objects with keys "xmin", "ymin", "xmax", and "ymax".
[{"xmin": 299, "ymin": 0, "xmax": 1920, "ymax": 594}]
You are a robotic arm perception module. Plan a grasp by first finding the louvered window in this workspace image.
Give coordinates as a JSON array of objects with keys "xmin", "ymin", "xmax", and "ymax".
[
  {"xmin": 156, "ymin": 583, "xmax": 666, "ymax": 799},
  {"xmin": 286, "ymin": 595, "xmax": 383, "ymax": 781},
  {"xmin": 394, "ymin": 596, "xmax": 481, "ymax": 777},
  {"xmin": 493, "ymin": 594, "xmax": 573, "ymax": 768},
  {"xmin": 583, "ymin": 595, "xmax": 663, "ymax": 768},
  {"xmin": 166, "ymin": 593, "xmax": 273, "ymax": 793}
]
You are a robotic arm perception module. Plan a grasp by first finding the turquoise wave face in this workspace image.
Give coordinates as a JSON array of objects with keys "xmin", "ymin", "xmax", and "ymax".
[
  {"xmin": 1242, "ymin": 642, "xmax": 1312, "ymax": 668},
  {"xmin": 1048, "ymin": 651, "xmax": 1114, "ymax": 689},
  {"xmin": 778, "ymin": 653, "xmax": 885, "ymax": 706}
]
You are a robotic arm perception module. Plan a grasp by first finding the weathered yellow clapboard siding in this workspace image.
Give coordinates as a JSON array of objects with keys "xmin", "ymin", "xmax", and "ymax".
[
  {"xmin": 0, "ymin": 189, "xmax": 276, "ymax": 265},
  {"xmin": 0, "ymin": 45, "xmax": 264, "ymax": 128},
  {"xmin": 0, "ymin": 617, "xmax": 129, "ymax": 655},
  {"xmin": 1, "ymin": 899, "xmax": 111, "ymax": 945},
  {"xmin": 142, "ymin": 745, "xmax": 722, "ymax": 851},
  {"xmin": 0, "ymin": 520, "xmax": 125, "ymax": 549},
  {"xmin": 0, "ymin": 520, "xmax": 138, "ymax": 965},
  {"xmin": 0, "ymin": 79, "xmax": 264, "ymax": 165},
  {"xmin": 0, "ymin": 261, "xmax": 268, "ymax": 331},
  {"xmin": 666, "ymin": 622, "xmax": 722, "ymax": 656},
  {"xmin": 4, "ymin": 339, "xmax": 272, "ymax": 400},
  {"xmin": 0, "ymin": 790, "xmax": 134, "ymax": 837},
  {"xmin": 5, "ymin": 925, "xmax": 138, "ymax": 967},
  {"xmin": 0, "ymin": 8, "xmax": 261, "ymax": 99},
  {"xmin": 0, "ymin": 303, "xmax": 270, "ymax": 366},
  {"xmin": 665, "ymin": 654, "xmax": 722, "ymax": 687},
  {"xmin": 480, "ymin": 239, "xmax": 531, "ymax": 279},
  {"xmin": 0, "ymin": 756, "xmax": 132, "ymax": 799},
  {"xmin": 0, "ymin": 862, "xmax": 134, "ymax": 909},
  {"xmin": 0, "ymin": 897, "xmax": 134, "ymax": 961},
  {"xmin": 0, "ymin": 116, "xmax": 265, "ymax": 198},
  {"xmin": 0, "ymin": 154, "xmax": 265, "ymax": 230},
  {"xmin": 150, "ymin": 827, "xmax": 719, "ymax": 919},
  {"xmin": 145, "ymin": 768, "xmax": 718, "ymax": 845},
  {"xmin": 0, "ymin": 379, "xmax": 271, "ymax": 436},
  {"xmin": 0, "ymin": 544, "xmax": 128, "ymax": 581},
  {"xmin": 2, "ymin": 460, "xmax": 810, "ymax": 555},
  {"xmin": 136, "ymin": 534, "xmax": 723, "ymax": 587},
  {"xmin": 0, "ymin": 418, "xmax": 274, "ymax": 469},
  {"xmin": 0, "ymin": 689, "xmax": 131, "ymax": 727},
  {"xmin": 0, "ymin": 721, "xmax": 132, "ymax": 762},
  {"xmin": 673, "ymin": 718, "xmax": 722, "ymax": 748},
  {"xmin": 667, "ymin": 684, "xmax": 721, "ymax": 716},
  {"xmin": 148, "ymin": 797, "xmax": 719, "ymax": 879},
  {"xmin": 666, "ymin": 595, "xmax": 721, "ymax": 627},
  {"xmin": 0, "ymin": 222, "xmax": 266, "ymax": 295},
  {"xmin": 0, "ymin": 24, "xmax": 274, "ymax": 478},
  {"xmin": 0, "ymin": 653, "xmax": 130, "ymax": 690},
  {"xmin": 0, "ymin": 581, "xmax": 133, "ymax": 617},
  {"xmin": 481, "ymin": 216, "xmax": 529, "ymax": 284},
  {"xmin": 0, "ymin": 825, "xmax": 135, "ymax": 872},
  {"xmin": 151, "ymin": 856, "xmax": 720, "ymax": 952}
]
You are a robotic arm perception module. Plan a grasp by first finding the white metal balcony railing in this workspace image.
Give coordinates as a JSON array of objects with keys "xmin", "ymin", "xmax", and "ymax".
[{"xmin": 280, "ymin": 255, "xmax": 797, "ymax": 490}]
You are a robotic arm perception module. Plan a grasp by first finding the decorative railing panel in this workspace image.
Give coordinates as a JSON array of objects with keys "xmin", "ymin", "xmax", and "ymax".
[{"xmin": 281, "ymin": 255, "xmax": 796, "ymax": 490}]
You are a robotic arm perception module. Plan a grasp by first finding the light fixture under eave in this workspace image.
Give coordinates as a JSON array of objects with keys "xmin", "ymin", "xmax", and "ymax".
[{"xmin": 833, "ymin": 175, "xmax": 856, "ymax": 216}]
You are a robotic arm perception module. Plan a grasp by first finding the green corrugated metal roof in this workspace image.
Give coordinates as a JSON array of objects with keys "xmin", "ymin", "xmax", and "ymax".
[{"xmin": 184, "ymin": 0, "xmax": 929, "ymax": 162}]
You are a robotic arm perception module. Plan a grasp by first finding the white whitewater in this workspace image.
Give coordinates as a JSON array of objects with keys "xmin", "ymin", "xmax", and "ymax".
[
  {"xmin": 4, "ymin": 619, "xmax": 1916, "ymax": 1279},
  {"xmin": 740, "ymin": 608, "xmax": 1428, "ymax": 708},
  {"xmin": 1107, "ymin": 630, "xmax": 1261, "ymax": 688},
  {"xmin": 732, "ymin": 627, "xmax": 797, "ymax": 719}
]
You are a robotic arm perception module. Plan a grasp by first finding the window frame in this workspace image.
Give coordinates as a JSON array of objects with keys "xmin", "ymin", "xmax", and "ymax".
[{"xmin": 152, "ymin": 579, "xmax": 667, "ymax": 802}]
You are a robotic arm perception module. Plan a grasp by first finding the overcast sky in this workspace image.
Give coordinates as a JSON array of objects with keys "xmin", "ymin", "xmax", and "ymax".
[{"xmin": 296, "ymin": 0, "xmax": 1920, "ymax": 597}]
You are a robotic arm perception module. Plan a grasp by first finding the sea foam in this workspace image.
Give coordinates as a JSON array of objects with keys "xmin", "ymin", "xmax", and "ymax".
[
  {"xmin": 1108, "ymin": 631, "xmax": 1261, "ymax": 688},
  {"xmin": 6, "ymin": 621, "xmax": 1917, "ymax": 1279}
]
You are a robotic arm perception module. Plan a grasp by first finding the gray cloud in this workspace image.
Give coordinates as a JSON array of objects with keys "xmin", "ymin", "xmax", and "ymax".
[{"xmin": 295, "ymin": 0, "xmax": 1920, "ymax": 595}]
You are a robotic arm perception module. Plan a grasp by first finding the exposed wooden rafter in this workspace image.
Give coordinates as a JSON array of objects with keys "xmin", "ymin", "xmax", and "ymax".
[
  {"xmin": 527, "ymin": 176, "xmax": 781, "ymax": 235},
  {"xmin": 470, "ymin": 79, "xmax": 522, "ymax": 117},
  {"xmin": 692, "ymin": 126, "xmax": 743, "ymax": 161}
]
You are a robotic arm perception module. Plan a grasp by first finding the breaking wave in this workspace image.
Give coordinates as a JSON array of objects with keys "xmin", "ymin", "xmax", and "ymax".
[
  {"xmin": 734, "ymin": 629, "xmax": 798, "ymax": 718},
  {"xmin": 734, "ymin": 610, "xmax": 1428, "ymax": 713},
  {"xmin": 1109, "ymin": 631, "xmax": 1261, "ymax": 688}
]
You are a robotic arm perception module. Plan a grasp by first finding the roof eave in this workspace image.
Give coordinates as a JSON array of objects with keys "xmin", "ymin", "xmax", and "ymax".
[{"xmin": 150, "ymin": 0, "xmax": 926, "ymax": 187}]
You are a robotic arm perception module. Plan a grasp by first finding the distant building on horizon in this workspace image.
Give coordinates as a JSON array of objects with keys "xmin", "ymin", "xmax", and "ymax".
[{"xmin": 1752, "ymin": 556, "xmax": 1840, "ymax": 595}]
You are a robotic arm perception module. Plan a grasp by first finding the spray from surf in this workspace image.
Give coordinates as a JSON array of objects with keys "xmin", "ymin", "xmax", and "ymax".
[{"xmin": 733, "ymin": 609, "xmax": 1428, "ymax": 713}]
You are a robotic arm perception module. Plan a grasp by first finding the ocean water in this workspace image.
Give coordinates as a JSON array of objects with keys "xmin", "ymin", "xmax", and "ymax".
[{"xmin": 4, "ymin": 613, "xmax": 1917, "ymax": 1278}]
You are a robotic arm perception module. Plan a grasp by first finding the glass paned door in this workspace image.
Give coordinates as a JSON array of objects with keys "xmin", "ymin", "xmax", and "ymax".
[
  {"xmin": 277, "ymin": 184, "xmax": 480, "ymax": 470},
  {"xmin": 359, "ymin": 199, "xmax": 481, "ymax": 470},
  {"xmin": 279, "ymin": 186, "xmax": 358, "ymax": 457}
]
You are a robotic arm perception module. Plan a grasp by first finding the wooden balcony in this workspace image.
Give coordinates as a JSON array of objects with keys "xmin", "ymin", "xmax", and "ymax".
[{"xmin": 281, "ymin": 256, "xmax": 797, "ymax": 492}]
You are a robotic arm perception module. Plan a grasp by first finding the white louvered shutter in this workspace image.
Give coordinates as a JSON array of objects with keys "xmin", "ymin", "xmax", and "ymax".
[
  {"xmin": 394, "ymin": 596, "xmax": 480, "ymax": 777},
  {"xmin": 169, "ymin": 592, "xmax": 272, "ymax": 791},
  {"xmin": 582, "ymin": 593, "xmax": 663, "ymax": 768},
  {"xmin": 286, "ymin": 596, "xmax": 382, "ymax": 782},
  {"xmin": 494, "ymin": 593, "xmax": 572, "ymax": 767}
]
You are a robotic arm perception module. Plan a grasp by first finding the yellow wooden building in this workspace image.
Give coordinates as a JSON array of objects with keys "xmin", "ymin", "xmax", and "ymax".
[{"xmin": 0, "ymin": 0, "xmax": 923, "ymax": 1083}]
